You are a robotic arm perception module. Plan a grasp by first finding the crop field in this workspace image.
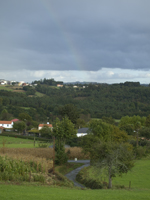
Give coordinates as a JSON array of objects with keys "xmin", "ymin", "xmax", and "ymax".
[
  {"xmin": 0, "ymin": 146, "xmax": 89, "ymax": 160},
  {"xmin": 0, "ymin": 135, "xmax": 89, "ymax": 158}
]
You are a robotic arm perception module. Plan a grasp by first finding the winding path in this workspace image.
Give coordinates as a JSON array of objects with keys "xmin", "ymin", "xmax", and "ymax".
[{"xmin": 65, "ymin": 160, "xmax": 90, "ymax": 188}]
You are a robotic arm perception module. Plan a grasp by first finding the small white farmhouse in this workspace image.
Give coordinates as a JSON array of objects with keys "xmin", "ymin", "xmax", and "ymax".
[
  {"xmin": 0, "ymin": 121, "xmax": 14, "ymax": 132},
  {"xmin": 77, "ymin": 128, "xmax": 89, "ymax": 137},
  {"xmin": 38, "ymin": 123, "xmax": 53, "ymax": 130}
]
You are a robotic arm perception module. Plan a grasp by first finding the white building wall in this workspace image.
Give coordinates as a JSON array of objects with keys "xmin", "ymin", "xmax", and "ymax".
[{"xmin": 0, "ymin": 122, "xmax": 13, "ymax": 128}]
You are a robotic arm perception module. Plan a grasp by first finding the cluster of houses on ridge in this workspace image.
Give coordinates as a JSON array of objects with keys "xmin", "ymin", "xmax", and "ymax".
[
  {"xmin": 0, "ymin": 79, "xmax": 33, "ymax": 87},
  {"xmin": 0, "ymin": 120, "xmax": 88, "ymax": 137},
  {"xmin": 0, "ymin": 79, "xmax": 88, "ymax": 89}
]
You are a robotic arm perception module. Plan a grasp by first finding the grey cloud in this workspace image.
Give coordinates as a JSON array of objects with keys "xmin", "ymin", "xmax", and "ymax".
[{"xmin": 0, "ymin": 0, "xmax": 150, "ymax": 72}]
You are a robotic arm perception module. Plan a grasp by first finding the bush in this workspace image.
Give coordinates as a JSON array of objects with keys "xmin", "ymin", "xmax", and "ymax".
[
  {"xmin": 66, "ymin": 137, "xmax": 82, "ymax": 147},
  {"xmin": 76, "ymin": 168, "xmax": 104, "ymax": 189},
  {"xmin": 134, "ymin": 146, "xmax": 147, "ymax": 159},
  {"xmin": 38, "ymin": 142, "xmax": 49, "ymax": 148},
  {"xmin": 55, "ymin": 148, "xmax": 68, "ymax": 165}
]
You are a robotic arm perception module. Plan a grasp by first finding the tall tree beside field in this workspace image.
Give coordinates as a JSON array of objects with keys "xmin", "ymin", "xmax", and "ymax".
[
  {"xmin": 52, "ymin": 117, "xmax": 76, "ymax": 165},
  {"xmin": 80, "ymin": 119, "xmax": 132, "ymax": 188},
  {"xmin": 93, "ymin": 142, "xmax": 134, "ymax": 189}
]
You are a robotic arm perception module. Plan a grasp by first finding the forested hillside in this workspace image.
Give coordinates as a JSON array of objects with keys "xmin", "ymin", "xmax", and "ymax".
[{"xmin": 0, "ymin": 80, "xmax": 150, "ymax": 122}]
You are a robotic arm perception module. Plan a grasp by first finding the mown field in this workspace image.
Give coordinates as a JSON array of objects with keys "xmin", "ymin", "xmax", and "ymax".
[
  {"xmin": 0, "ymin": 184, "xmax": 150, "ymax": 200},
  {"xmin": 0, "ymin": 136, "xmax": 42, "ymax": 148},
  {"xmin": 113, "ymin": 157, "xmax": 150, "ymax": 189}
]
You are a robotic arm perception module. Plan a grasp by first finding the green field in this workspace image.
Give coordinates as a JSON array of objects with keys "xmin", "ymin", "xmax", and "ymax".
[
  {"xmin": 0, "ymin": 86, "xmax": 14, "ymax": 91},
  {"xmin": 0, "ymin": 184, "xmax": 149, "ymax": 200},
  {"xmin": 0, "ymin": 136, "xmax": 51, "ymax": 148},
  {"xmin": 35, "ymin": 91, "xmax": 45, "ymax": 97},
  {"xmin": 113, "ymin": 158, "xmax": 150, "ymax": 189}
]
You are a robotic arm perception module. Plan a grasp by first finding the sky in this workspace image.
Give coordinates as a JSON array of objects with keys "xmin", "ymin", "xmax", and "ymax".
[{"xmin": 0, "ymin": 0, "xmax": 150, "ymax": 84}]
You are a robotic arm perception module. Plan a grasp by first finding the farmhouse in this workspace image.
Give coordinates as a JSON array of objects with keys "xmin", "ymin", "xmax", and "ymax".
[
  {"xmin": 77, "ymin": 128, "xmax": 89, "ymax": 137},
  {"xmin": 38, "ymin": 123, "xmax": 53, "ymax": 130},
  {"xmin": 0, "ymin": 121, "xmax": 14, "ymax": 132}
]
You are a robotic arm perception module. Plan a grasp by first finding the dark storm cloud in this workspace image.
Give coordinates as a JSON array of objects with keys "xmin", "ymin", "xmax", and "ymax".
[{"xmin": 0, "ymin": 0, "xmax": 150, "ymax": 71}]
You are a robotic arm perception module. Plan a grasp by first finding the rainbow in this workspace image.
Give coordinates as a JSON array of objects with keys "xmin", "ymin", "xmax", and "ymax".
[{"xmin": 39, "ymin": 0, "xmax": 85, "ymax": 71}]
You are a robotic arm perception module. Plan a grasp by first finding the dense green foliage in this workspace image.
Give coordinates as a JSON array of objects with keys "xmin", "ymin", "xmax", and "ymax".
[
  {"xmin": 53, "ymin": 117, "xmax": 76, "ymax": 165},
  {"xmin": 80, "ymin": 119, "xmax": 134, "ymax": 188},
  {"xmin": 0, "ymin": 80, "xmax": 150, "ymax": 122}
]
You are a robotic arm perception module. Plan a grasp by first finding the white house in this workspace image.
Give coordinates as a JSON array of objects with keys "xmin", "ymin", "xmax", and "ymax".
[
  {"xmin": 77, "ymin": 128, "xmax": 89, "ymax": 137},
  {"xmin": 0, "ymin": 121, "xmax": 14, "ymax": 132},
  {"xmin": 38, "ymin": 122, "xmax": 53, "ymax": 130}
]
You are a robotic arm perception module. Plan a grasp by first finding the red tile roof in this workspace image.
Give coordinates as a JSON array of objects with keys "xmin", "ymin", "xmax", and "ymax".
[
  {"xmin": 39, "ymin": 124, "xmax": 52, "ymax": 128},
  {"xmin": 11, "ymin": 119, "xmax": 19, "ymax": 122},
  {"xmin": 0, "ymin": 121, "xmax": 13, "ymax": 124}
]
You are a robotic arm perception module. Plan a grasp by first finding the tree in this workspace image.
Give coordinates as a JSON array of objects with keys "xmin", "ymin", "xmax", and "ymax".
[
  {"xmin": 80, "ymin": 119, "xmax": 132, "ymax": 188},
  {"xmin": 59, "ymin": 104, "xmax": 79, "ymax": 124},
  {"xmin": 1, "ymin": 109, "xmax": 12, "ymax": 120},
  {"xmin": 88, "ymin": 119, "xmax": 113, "ymax": 142},
  {"xmin": 52, "ymin": 117, "xmax": 76, "ymax": 165},
  {"xmin": 88, "ymin": 119, "xmax": 128, "ymax": 143},
  {"xmin": 139, "ymin": 127, "xmax": 150, "ymax": 139},
  {"xmin": 134, "ymin": 121, "xmax": 141, "ymax": 147},
  {"xmin": 39, "ymin": 126, "xmax": 52, "ymax": 138},
  {"xmin": 82, "ymin": 140, "xmax": 134, "ymax": 188},
  {"xmin": 13, "ymin": 121, "xmax": 26, "ymax": 134},
  {"xmin": 18, "ymin": 113, "xmax": 32, "ymax": 121},
  {"xmin": 102, "ymin": 116, "xmax": 115, "ymax": 125},
  {"xmin": 76, "ymin": 118, "xmax": 86, "ymax": 129},
  {"xmin": 119, "ymin": 124, "xmax": 134, "ymax": 135}
]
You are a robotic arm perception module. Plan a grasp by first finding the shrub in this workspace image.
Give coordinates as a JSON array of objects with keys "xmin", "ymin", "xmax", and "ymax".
[
  {"xmin": 134, "ymin": 146, "xmax": 147, "ymax": 159},
  {"xmin": 76, "ymin": 168, "xmax": 104, "ymax": 189}
]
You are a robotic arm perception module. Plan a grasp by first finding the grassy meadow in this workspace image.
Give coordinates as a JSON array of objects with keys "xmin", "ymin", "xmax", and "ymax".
[
  {"xmin": 0, "ymin": 184, "xmax": 150, "ymax": 200},
  {"xmin": 113, "ymin": 157, "xmax": 150, "ymax": 189},
  {"xmin": 0, "ymin": 136, "xmax": 38, "ymax": 148},
  {"xmin": 0, "ymin": 85, "xmax": 44, "ymax": 96}
]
